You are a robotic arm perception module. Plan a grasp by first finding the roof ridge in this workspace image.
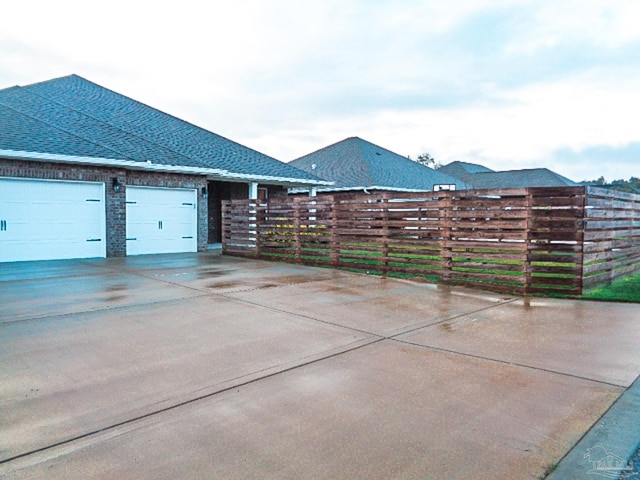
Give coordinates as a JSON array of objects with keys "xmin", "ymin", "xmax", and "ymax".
[
  {"xmin": 355, "ymin": 137, "xmax": 376, "ymax": 182},
  {"xmin": 0, "ymin": 88, "xmax": 137, "ymax": 162},
  {"xmin": 293, "ymin": 137, "xmax": 356, "ymax": 161},
  {"xmin": 21, "ymin": 73, "xmax": 78, "ymax": 89},
  {"xmin": 472, "ymin": 167, "xmax": 560, "ymax": 175}
]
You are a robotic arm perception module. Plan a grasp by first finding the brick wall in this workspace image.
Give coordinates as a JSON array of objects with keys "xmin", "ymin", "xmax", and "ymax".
[{"xmin": 0, "ymin": 159, "xmax": 208, "ymax": 257}]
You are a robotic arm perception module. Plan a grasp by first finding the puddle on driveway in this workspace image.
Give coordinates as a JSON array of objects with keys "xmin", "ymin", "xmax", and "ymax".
[
  {"xmin": 321, "ymin": 284, "xmax": 366, "ymax": 297},
  {"xmin": 205, "ymin": 281, "xmax": 280, "ymax": 290},
  {"xmin": 205, "ymin": 281, "xmax": 243, "ymax": 289},
  {"xmin": 105, "ymin": 284, "xmax": 128, "ymax": 292},
  {"xmin": 273, "ymin": 275, "xmax": 319, "ymax": 285},
  {"xmin": 102, "ymin": 283, "xmax": 129, "ymax": 302},
  {"xmin": 196, "ymin": 269, "xmax": 232, "ymax": 280},
  {"xmin": 105, "ymin": 294, "xmax": 127, "ymax": 302},
  {"xmin": 439, "ymin": 316, "xmax": 483, "ymax": 332}
]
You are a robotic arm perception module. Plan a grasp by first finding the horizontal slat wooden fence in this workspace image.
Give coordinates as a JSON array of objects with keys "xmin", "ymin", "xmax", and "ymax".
[
  {"xmin": 222, "ymin": 187, "xmax": 640, "ymax": 296},
  {"xmin": 582, "ymin": 187, "xmax": 640, "ymax": 289}
]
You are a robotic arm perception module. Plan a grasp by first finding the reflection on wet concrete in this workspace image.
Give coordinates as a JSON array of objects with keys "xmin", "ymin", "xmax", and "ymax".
[{"xmin": 195, "ymin": 269, "xmax": 231, "ymax": 279}]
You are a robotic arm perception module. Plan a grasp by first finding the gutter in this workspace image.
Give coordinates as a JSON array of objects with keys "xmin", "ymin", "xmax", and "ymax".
[
  {"xmin": 213, "ymin": 169, "xmax": 333, "ymax": 187},
  {"xmin": 0, "ymin": 149, "xmax": 333, "ymax": 187},
  {"xmin": 288, "ymin": 185, "xmax": 434, "ymax": 194}
]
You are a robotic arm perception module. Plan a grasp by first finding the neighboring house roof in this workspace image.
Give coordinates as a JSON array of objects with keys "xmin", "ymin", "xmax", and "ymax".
[
  {"xmin": 462, "ymin": 168, "xmax": 578, "ymax": 189},
  {"xmin": 289, "ymin": 137, "xmax": 468, "ymax": 192},
  {"xmin": 0, "ymin": 74, "xmax": 328, "ymax": 187},
  {"xmin": 439, "ymin": 161, "xmax": 494, "ymax": 181},
  {"xmin": 440, "ymin": 161, "xmax": 577, "ymax": 189}
]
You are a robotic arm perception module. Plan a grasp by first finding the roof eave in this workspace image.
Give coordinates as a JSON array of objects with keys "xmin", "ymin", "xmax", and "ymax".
[
  {"xmin": 214, "ymin": 170, "xmax": 333, "ymax": 187},
  {"xmin": 0, "ymin": 149, "xmax": 332, "ymax": 187},
  {"xmin": 0, "ymin": 149, "xmax": 228, "ymax": 176},
  {"xmin": 289, "ymin": 185, "xmax": 434, "ymax": 194}
]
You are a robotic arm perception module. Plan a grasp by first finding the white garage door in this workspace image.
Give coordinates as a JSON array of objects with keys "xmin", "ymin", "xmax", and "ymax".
[
  {"xmin": 0, "ymin": 178, "xmax": 106, "ymax": 262},
  {"xmin": 126, "ymin": 186, "xmax": 197, "ymax": 255}
]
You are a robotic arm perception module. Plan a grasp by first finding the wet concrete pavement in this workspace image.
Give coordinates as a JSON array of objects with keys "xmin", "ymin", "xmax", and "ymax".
[{"xmin": 1, "ymin": 252, "xmax": 639, "ymax": 479}]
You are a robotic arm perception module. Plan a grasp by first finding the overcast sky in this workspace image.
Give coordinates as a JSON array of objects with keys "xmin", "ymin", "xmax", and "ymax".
[{"xmin": 2, "ymin": 0, "xmax": 639, "ymax": 182}]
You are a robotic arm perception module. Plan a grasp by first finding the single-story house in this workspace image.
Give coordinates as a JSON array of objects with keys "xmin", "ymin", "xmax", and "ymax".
[
  {"xmin": 439, "ymin": 161, "xmax": 578, "ymax": 189},
  {"xmin": 0, "ymin": 75, "xmax": 329, "ymax": 263},
  {"xmin": 288, "ymin": 137, "xmax": 468, "ymax": 194}
]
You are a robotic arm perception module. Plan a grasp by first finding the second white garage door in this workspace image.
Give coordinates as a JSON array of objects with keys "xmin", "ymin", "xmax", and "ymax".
[{"xmin": 126, "ymin": 186, "xmax": 198, "ymax": 256}]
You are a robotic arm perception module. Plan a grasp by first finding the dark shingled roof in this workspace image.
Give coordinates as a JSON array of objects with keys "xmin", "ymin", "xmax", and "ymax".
[
  {"xmin": 440, "ymin": 161, "xmax": 577, "ymax": 189},
  {"xmin": 289, "ymin": 137, "xmax": 468, "ymax": 191},
  {"xmin": 439, "ymin": 161, "xmax": 494, "ymax": 182},
  {"xmin": 0, "ymin": 74, "xmax": 323, "ymax": 184},
  {"xmin": 463, "ymin": 168, "xmax": 578, "ymax": 189},
  {"xmin": 0, "ymin": 102, "xmax": 119, "ymax": 159}
]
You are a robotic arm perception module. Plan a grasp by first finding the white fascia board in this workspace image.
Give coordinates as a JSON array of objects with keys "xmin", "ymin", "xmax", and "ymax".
[
  {"xmin": 0, "ymin": 149, "xmax": 333, "ymax": 187},
  {"xmin": 288, "ymin": 185, "xmax": 431, "ymax": 194},
  {"xmin": 0, "ymin": 149, "xmax": 228, "ymax": 176},
  {"xmin": 215, "ymin": 170, "xmax": 333, "ymax": 187}
]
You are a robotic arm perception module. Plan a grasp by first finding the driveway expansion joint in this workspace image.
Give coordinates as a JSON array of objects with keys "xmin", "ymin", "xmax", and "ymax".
[
  {"xmin": 0, "ymin": 336, "xmax": 384, "ymax": 467},
  {"xmin": 393, "ymin": 338, "xmax": 628, "ymax": 389},
  {"xmin": 0, "ymin": 291, "xmax": 214, "ymax": 326}
]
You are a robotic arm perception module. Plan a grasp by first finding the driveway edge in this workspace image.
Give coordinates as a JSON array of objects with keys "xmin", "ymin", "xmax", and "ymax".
[{"xmin": 547, "ymin": 374, "xmax": 640, "ymax": 479}]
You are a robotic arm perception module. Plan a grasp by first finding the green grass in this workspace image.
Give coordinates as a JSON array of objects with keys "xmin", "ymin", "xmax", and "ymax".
[{"xmin": 582, "ymin": 273, "xmax": 640, "ymax": 303}]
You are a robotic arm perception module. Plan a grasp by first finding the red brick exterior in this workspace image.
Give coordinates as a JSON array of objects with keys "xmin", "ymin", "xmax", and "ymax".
[{"xmin": 0, "ymin": 159, "xmax": 208, "ymax": 257}]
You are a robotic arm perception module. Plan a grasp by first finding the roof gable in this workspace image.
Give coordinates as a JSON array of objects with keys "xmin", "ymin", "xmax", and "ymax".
[{"xmin": 290, "ymin": 137, "xmax": 467, "ymax": 191}]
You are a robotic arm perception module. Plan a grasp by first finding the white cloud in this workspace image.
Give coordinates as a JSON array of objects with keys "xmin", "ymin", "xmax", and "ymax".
[
  {"xmin": 523, "ymin": 0, "xmax": 640, "ymax": 49},
  {"xmin": 249, "ymin": 65, "xmax": 640, "ymax": 181}
]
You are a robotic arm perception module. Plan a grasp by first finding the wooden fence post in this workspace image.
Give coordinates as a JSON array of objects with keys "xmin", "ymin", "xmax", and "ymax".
[
  {"xmin": 221, "ymin": 200, "xmax": 228, "ymax": 254},
  {"xmin": 440, "ymin": 192, "xmax": 453, "ymax": 285},
  {"xmin": 330, "ymin": 195, "xmax": 339, "ymax": 268},
  {"xmin": 382, "ymin": 194, "xmax": 389, "ymax": 278},
  {"xmin": 256, "ymin": 199, "xmax": 265, "ymax": 259},
  {"xmin": 576, "ymin": 187, "xmax": 587, "ymax": 295},
  {"xmin": 524, "ymin": 190, "xmax": 533, "ymax": 295},
  {"xmin": 249, "ymin": 199, "xmax": 259, "ymax": 259},
  {"xmin": 294, "ymin": 196, "xmax": 302, "ymax": 263}
]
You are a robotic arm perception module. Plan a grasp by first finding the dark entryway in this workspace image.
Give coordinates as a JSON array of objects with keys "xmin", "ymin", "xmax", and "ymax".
[
  {"xmin": 207, "ymin": 180, "xmax": 288, "ymax": 243},
  {"xmin": 208, "ymin": 181, "xmax": 236, "ymax": 244}
]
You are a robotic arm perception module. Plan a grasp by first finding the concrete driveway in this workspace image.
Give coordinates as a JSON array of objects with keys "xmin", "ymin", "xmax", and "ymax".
[{"xmin": 1, "ymin": 252, "xmax": 639, "ymax": 479}]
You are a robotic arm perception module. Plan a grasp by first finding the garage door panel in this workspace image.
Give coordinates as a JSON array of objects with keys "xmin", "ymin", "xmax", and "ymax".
[
  {"xmin": 0, "ymin": 178, "xmax": 106, "ymax": 262},
  {"xmin": 126, "ymin": 187, "xmax": 197, "ymax": 256}
]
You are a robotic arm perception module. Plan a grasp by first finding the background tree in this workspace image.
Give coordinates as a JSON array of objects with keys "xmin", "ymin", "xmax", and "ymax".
[
  {"xmin": 410, "ymin": 152, "xmax": 442, "ymax": 169},
  {"xmin": 581, "ymin": 176, "xmax": 640, "ymax": 194}
]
